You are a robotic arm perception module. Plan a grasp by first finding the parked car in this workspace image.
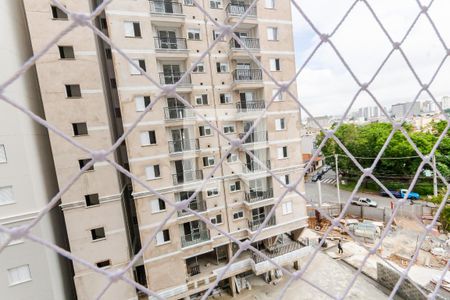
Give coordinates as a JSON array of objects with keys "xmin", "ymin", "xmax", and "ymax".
[
  {"xmin": 311, "ymin": 173, "xmax": 322, "ymax": 182},
  {"xmin": 351, "ymin": 197, "xmax": 378, "ymax": 207},
  {"xmin": 323, "ymin": 165, "xmax": 332, "ymax": 172},
  {"xmin": 380, "ymin": 190, "xmax": 402, "ymax": 198},
  {"xmin": 400, "ymin": 189, "xmax": 420, "ymax": 200}
]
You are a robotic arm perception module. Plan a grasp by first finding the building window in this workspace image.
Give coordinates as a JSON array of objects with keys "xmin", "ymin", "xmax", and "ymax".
[
  {"xmin": 233, "ymin": 211, "xmax": 244, "ymax": 220},
  {"xmin": 51, "ymin": 5, "xmax": 68, "ymax": 20},
  {"xmin": 211, "ymin": 214, "xmax": 223, "ymax": 224},
  {"xmin": 187, "ymin": 29, "xmax": 201, "ymax": 40},
  {"xmin": 223, "ymin": 125, "xmax": 235, "ymax": 134},
  {"xmin": 199, "ymin": 125, "xmax": 212, "ymax": 136},
  {"xmin": 207, "ymin": 188, "xmax": 219, "ymax": 197},
  {"xmin": 156, "ymin": 229, "xmax": 170, "ymax": 245},
  {"xmin": 124, "ymin": 21, "xmax": 141, "ymax": 38},
  {"xmin": 78, "ymin": 159, "xmax": 94, "ymax": 171},
  {"xmin": 140, "ymin": 131, "xmax": 157, "ymax": 146},
  {"xmin": 195, "ymin": 94, "xmax": 208, "ymax": 105},
  {"xmin": 227, "ymin": 153, "xmax": 238, "ymax": 163},
  {"xmin": 0, "ymin": 144, "xmax": 7, "ymax": 163},
  {"xmin": 282, "ymin": 201, "xmax": 293, "ymax": 215},
  {"xmin": 270, "ymin": 58, "xmax": 281, "ymax": 71},
  {"xmin": 151, "ymin": 198, "xmax": 166, "ymax": 213},
  {"xmin": 265, "ymin": 0, "xmax": 275, "ymax": 8},
  {"xmin": 7, "ymin": 265, "xmax": 31, "ymax": 286},
  {"xmin": 100, "ymin": 18, "xmax": 108, "ymax": 30},
  {"xmin": 277, "ymin": 146, "xmax": 288, "ymax": 159},
  {"xmin": 65, "ymin": 84, "xmax": 81, "ymax": 98},
  {"xmin": 145, "ymin": 165, "xmax": 161, "ymax": 180},
  {"xmin": 90, "ymin": 227, "xmax": 106, "ymax": 240},
  {"xmin": 105, "ymin": 48, "xmax": 112, "ymax": 59},
  {"xmin": 220, "ymin": 93, "xmax": 232, "ymax": 104},
  {"xmin": 275, "ymin": 118, "xmax": 285, "ymax": 130},
  {"xmin": 184, "ymin": 0, "xmax": 194, "ymax": 5},
  {"xmin": 96, "ymin": 260, "xmax": 111, "ymax": 268},
  {"xmin": 58, "ymin": 46, "xmax": 75, "ymax": 59},
  {"xmin": 210, "ymin": 0, "xmax": 222, "ymax": 9},
  {"xmin": 72, "ymin": 122, "xmax": 88, "ymax": 136},
  {"xmin": 135, "ymin": 96, "xmax": 151, "ymax": 112},
  {"xmin": 192, "ymin": 62, "xmax": 205, "ymax": 73},
  {"xmin": 202, "ymin": 156, "xmax": 215, "ymax": 167},
  {"xmin": 130, "ymin": 59, "xmax": 146, "ymax": 75},
  {"xmin": 212, "ymin": 30, "xmax": 224, "ymax": 41},
  {"xmin": 230, "ymin": 181, "xmax": 241, "ymax": 192},
  {"xmin": 272, "ymin": 89, "xmax": 282, "ymax": 101},
  {"xmin": 0, "ymin": 186, "xmax": 14, "ymax": 206},
  {"xmin": 85, "ymin": 194, "xmax": 100, "ymax": 206},
  {"xmin": 267, "ymin": 27, "xmax": 278, "ymax": 41},
  {"xmin": 216, "ymin": 62, "xmax": 229, "ymax": 73},
  {"xmin": 280, "ymin": 174, "xmax": 290, "ymax": 185},
  {"xmin": 110, "ymin": 79, "xmax": 117, "ymax": 89}
]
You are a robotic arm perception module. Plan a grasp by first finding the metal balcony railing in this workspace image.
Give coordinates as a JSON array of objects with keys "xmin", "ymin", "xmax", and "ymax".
[
  {"xmin": 242, "ymin": 160, "xmax": 271, "ymax": 173},
  {"xmin": 244, "ymin": 188, "xmax": 274, "ymax": 203},
  {"xmin": 163, "ymin": 107, "xmax": 195, "ymax": 120},
  {"xmin": 232, "ymin": 69, "xmax": 262, "ymax": 82},
  {"xmin": 168, "ymin": 139, "xmax": 199, "ymax": 153},
  {"xmin": 159, "ymin": 72, "xmax": 191, "ymax": 85},
  {"xmin": 248, "ymin": 216, "xmax": 276, "ymax": 231},
  {"xmin": 181, "ymin": 230, "xmax": 210, "ymax": 248},
  {"xmin": 236, "ymin": 100, "xmax": 265, "ymax": 112},
  {"xmin": 252, "ymin": 241, "xmax": 304, "ymax": 264},
  {"xmin": 172, "ymin": 170, "xmax": 203, "ymax": 185},
  {"xmin": 226, "ymin": 3, "xmax": 257, "ymax": 17},
  {"xmin": 150, "ymin": 1, "xmax": 183, "ymax": 14},
  {"xmin": 239, "ymin": 131, "xmax": 268, "ymax": 144},
  {"xmin": 177, "ymin": 199, "xmax": 206, "ymax": 217},
  {"xmin": 230, "ymin": 37, "xmax": 260, "ymax": 50},
  {"xmin": 187, "ymin": 264, "xmax": 200, "ymax": 276},
  {"xmin": 154, "ymin": 37, "xmax": 187, "ymax": 50}
]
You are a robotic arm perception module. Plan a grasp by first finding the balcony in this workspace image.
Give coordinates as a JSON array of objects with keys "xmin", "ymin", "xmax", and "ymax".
[
  {"xmin": 154, "ymin": 37, "xmax": 187, "ymax": 50},
  {"xmin": 236, "ymin": 100, "xmax": 265, "ymax": 112},
  {"xmin": 232, "ymin": 69, "xmax": 262, "ymax": 82},
  {"xmin": 150, "ymin": 1, "xmax": 183, "ymax": 14},
  {"xmin": 172, "ymin": 170, "xmax": 203, "ymax": 185},
  {"xmin": 252, "ymin": 241, "xmax": 305, "ymax": 264},
  {"xmin": 242, "ymin": 160, "xmax": 271, "ymax": 173},
  {"xmin": 163, "ymin": 107, "xmax": 195, "ymax": 120},
  {"xmin": 159, "ymin": 72, "xmax": 191, "ymax": 86},
  {"xmin": 168, "ymin": 139, "xmax": 199, "ymax": 154},
  {"xmin": 248, "ymin": 216, "xmax": 276, "ymax": 231},
  {"xmin": 239, "ymin": 131, "xmax": 268, "ymax": 144},
  {"xmin": 230, "ymin": 37, "xmax": 260, "ymax": 50},
  {"xmin": 177, "ymin": 198, "xmax": 206, "ymax": 217},
  {"xmin": 226, "ymin": 3, "xmax": 257, "ymax": 18},
  {"xmin": 181, "ymin": 230, "xmax": 210, "ymax": 248},
  {"xmin": 244, "ymin": 188, "xmax": 274, "ymax": 203}
]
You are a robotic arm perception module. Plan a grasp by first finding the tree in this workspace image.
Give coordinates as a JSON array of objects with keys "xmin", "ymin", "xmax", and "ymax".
[{"xmin": 429, "ymin": 189, "xmax": 450, "ymax": 232}]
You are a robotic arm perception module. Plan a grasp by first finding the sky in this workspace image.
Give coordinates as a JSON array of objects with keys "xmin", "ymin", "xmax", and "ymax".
[{"xmin": 291, "ymin": 0, "xmax": 450, "ymax": 118}]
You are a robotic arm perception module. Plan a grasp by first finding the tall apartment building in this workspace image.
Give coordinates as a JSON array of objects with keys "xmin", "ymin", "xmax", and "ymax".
[
  {"xmin": 0, "ymin": 1, "xmax": 74, "ymax": 299},
  {"xmin": 21, "ymin": 0, "xmax": 309, "ymax": 299}
]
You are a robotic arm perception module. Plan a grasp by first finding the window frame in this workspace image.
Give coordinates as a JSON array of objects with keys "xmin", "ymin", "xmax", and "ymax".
[
  {"xmin": 206, "ymin": 187, "xmax": 219, "ymax": 197},
  {"xmin": 7, "ymin": 265, "xmax": 32, "ymax": 286},
  {"xmin": 187, "ymin": 29, "xmax": 201, "ymax": 40},
  {"xmin": 199, "ymin": 125, "xmax": 213, "ymax": 137},
  {"xmin": 275, "ymin": 118, "xmax": 286, "ymax": 131},
  {"xmin": 156, "ymin": 229, "xmax": 171, "ymax": 245},
  {"xmin": 267, "ymin": 27, "xmax": 278, "ymax": 41},
  {"xmin": 0, "ymin": 144, "xmax": 7, "ymax": 164},
  {"xmin": 233, "ymin": 210, "xmax": 244, "ymax": 220},
  {"xmin": 145, "ymin": 165, "xmax": 161, "ymax": 180},
  {"xmin": 135, "ymin": 96, "xmax": 151, "ymax": 112}
]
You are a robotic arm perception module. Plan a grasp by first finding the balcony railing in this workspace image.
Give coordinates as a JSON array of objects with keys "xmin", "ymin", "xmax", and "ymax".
[
  {"xmin": 230, "ymin": 37, "xmax": 260, "ymax": 50},
  {"xmin": 154, "ymin": 37, "xmax": 187, "ymax": 50},
  {"xmin": 245, "ymin": 188, "xmax": 274, "ymax": 203},
  {"xmin": 242, "ymin": 160, "xmax": 271, "ymax": 173},
  {"xmin": 248, "ymin": 216, "xmax": 276, "ymax": 231},
  {"xmin": 177, "ymin": 199, "xmax": 207, "ymax": 217},
  {"xmin": 187, "ymin": 264, "xmax": 200, "ymax": 276},
  {"xmin": 159, "ymin": 72, "xmax": 191, "ymax": 85},
  {"xmin": 181, "ymin": 230, "xmax": 210, "ymax": 248},
  {"xmin": 168, "ymin": 139, "xmax": 199, "ymax": 153},
  {"xmin": 172, "ymin": 170, "xmax": 203, "ymax": 185},
  {"xmin": 239, "ymin": 131, "xmax": 268, "ymax": 144},
  {"xmin": 150, "ymin": 1, "xmax": 183, "ymax": 14},
  {"xmin": 163, "ymin": 107, "xmax": 195, "ymax": 120},
  {"xmin": 252, "ymin": 241, "xmax": 304, "ymax": 264},
  {"xmin": 226, "ymin": 3, "xmax": 257, "ymax": 17},
  {"xmin": 232, "ymin": 69, "xmax": 262, "ymax": 82},
  {"xmin": 236, "ymin": 100, "xmax": 265, "ymax": 112}
]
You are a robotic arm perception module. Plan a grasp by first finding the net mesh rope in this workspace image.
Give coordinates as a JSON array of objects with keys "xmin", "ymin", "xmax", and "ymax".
[{"xmin": 0, "ymin": 0, "xmax": 449, "ymax": 299}]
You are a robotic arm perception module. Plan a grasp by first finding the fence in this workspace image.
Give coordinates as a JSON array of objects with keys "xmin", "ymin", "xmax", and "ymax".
[{"xmin": 1, "ymin": 0, "xmax": 450, "ymax": 300}]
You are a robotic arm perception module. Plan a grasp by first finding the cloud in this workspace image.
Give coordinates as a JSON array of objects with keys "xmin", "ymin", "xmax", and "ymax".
[{"xmin": 292, "ymin": 0, "xmax": 450, "ymax": 118}]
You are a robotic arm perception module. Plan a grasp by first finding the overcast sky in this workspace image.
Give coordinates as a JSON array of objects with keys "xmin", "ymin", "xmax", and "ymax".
[{"xmin": 291, "ymin": 0, "xmax": 450, "ymax": 118}]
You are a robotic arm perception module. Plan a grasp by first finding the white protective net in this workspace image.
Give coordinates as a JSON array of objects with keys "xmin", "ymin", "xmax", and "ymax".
[{"xmin": 1, "ymin": 0, "xmax": 450, "ymax": 299}]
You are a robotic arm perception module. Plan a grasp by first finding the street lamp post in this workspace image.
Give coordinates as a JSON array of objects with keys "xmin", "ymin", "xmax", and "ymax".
[
  {"xmin": 335, "ymin": 154, "xmax": 341, "ymax": 205},
  {"xmin": 317, "ymin": 179, "xmax": 322, "ymax": 207}
]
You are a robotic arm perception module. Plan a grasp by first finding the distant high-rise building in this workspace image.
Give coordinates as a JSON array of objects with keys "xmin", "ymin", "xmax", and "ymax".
[{"xmin": 391, "ymin": 101, "xmax": 421, "ymax": 118}]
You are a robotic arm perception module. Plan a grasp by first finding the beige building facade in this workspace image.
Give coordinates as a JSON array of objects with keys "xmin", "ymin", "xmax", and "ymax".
[{"xmin": 21, "ymin": 0, "xmax": 308, "ymax": 299}]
